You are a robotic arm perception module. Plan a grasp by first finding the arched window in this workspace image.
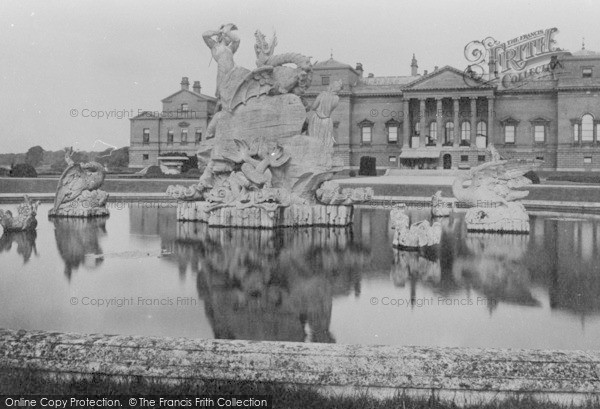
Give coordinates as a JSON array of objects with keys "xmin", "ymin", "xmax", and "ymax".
[
  {"xmin": 582, "ymin": 114, "xmax": 594, "ymax": 142},
  {"xmin": 429, "ymin": 122, "xmax": 437, "ymax": 143},
  {"xmin": 476, "ymin": 121, "xmax": 487, "ymax": 137},
  {"xmin": 461, "ymin": 122, "xmax": 470, "ymax": 141},
  {"xmin": 414, "ymin": 122, "xmax": 420, "ymax": 135},
  {"xmin": 445, "ymin": 122, "xmax": 454, "ymax": 144}
]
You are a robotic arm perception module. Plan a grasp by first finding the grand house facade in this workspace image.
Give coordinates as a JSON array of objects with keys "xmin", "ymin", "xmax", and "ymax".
[{"xmin": 130, "ymin": 44, "xmax": 600, "ymax": 171}]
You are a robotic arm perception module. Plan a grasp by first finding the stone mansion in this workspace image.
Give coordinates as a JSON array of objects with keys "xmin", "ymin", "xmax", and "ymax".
[{"xmin": 130, "ymin": 44, "xmax": 600, "ymax": 171}]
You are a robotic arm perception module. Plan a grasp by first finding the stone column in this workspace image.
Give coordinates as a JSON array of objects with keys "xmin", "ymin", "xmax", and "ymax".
[
  {"xmin": 436, "ymin": 98, "xmax": 443, "ymax": 147},
  {"xmin": 453, "ymin": 98, "xmax": 460, "ymax": 147},
  {"xmin": 402, "ymin": 99, "xmax": 410, "ymax": 148},
  {"xmin": 487, "ymin": 97, "xmax": 494, "ymax": 147},
  {"xmin": 419, "ymin": 98, "xmax": 427, "ymax": 148},
  {"xmin": 470, "ymin": 97, "xmax": 477, "ymax": 146}
]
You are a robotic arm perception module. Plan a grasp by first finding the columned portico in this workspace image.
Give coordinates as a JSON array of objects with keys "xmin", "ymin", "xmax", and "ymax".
[
  {"xmin": 487, "ymin": 97, "xmax": 494, "ymax": 143},
  {"xmin": 453, "ymin": 97, "xmax": 460, "ymax": 148},
  {"xmin": 470, "ymin": 97, "xmax": 477, "ymax": 146},
  {"xmin": 436, "ymin": 98, "xmax": 443, "ymax": 147},
  {"xmin": 419, "ymin": 98, "xmax": 426, "ymax": 148},
  {"xmin": 402, "ymin": 99, "xmax": 410, "ymax": 148}
]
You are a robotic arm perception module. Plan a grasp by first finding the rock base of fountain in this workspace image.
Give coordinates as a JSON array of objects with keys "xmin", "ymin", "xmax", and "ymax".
[
  {"xmin": 465, "ymin": 202, "xmax": 529, "ymax": 233},
  {"xmin": 177, "ymin": 202, "xmax": 353, "ymax": 228},
  {"xmin": 48, "ymin": 190, "xmax": 110, "ymax": 218}
]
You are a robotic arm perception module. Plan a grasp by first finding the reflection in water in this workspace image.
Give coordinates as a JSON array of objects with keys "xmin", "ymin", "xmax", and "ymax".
[
  {"xmin": 52, "ymin": 217, "xmax": 108, "ymax": 279},
  {"xmin": 0, "ymin": 230, "xmax": 37, "ymax": 263},
  {"xmin": 173, "ymin": 223, "xmax": 369, "ymax": 343}
]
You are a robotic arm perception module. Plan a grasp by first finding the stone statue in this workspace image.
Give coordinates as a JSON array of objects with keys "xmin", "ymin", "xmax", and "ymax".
[
  {"xmin": 168, "ymin": 25, "xmax": 368, "ymax": 227},
  {"xmin": 0, "ymin": 195, "xmax": 40, "ymax": 232},
  {"xmin": 48, "ymin": 147, "xmax": 109, "ymax": 218},
  {"xmin": 431, "ymin": 190, "xmax": 452, "ymax": 217},
  {"xmin": 308, "ymin": 79, "xmax": 343, "ymax": 168},
  {"xmin": 452, "ymin": 146, "xmax": 540, "ymax": 233},
  {"xmin": 389, "ymin": 204, "xmax": 442, "ymax": 249}
]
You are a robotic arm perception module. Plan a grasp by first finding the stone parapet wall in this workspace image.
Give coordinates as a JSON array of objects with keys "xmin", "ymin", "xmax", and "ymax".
[{"xmin": 1, "ymin": 328, "xmax": 599, "ymax": 404}]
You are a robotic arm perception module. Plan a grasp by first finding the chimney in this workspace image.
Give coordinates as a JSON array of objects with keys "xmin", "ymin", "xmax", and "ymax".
[
  {"xmin": 193, "ymin": 80, "xmax": 201, "ymax": 94},
  {"xmin": 411, "ymin": 53, "xmax": 418, "ymax": 76},
  {"xmin": 355, "ymin": 63, "xmax": 364, "ymax": 77},
  {"xmin": 180, "ymin": 76, "xmax": 189, "ymax": 90},
  {"xmin": 368, "ymin": 73, "xmax": 374, "ymax": 78},
  {"xmin": 424, "ymin": 70, "xmax": 428, "ymax": 76},
  {"xmin": 434, "ymin": 66, "xmax": 439, "ymax": 71},
  {"xmin": 488, "ymin": 57, "xmax": 498, "ymax": 81}
]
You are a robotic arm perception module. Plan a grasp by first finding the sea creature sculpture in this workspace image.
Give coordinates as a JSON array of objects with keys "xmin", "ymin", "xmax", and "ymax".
[
  {"xmin": 390, "ymin": 204, "xmax": 442, "ymax": 249},
  {"xmin": 48, "ymin": 147, "xmax": 109, "ymax": 217},
  {"xmin": 0, "ymin": 195, "xmax": 40, "ymax": 232},
  {"xmin": 431, "ymin": 190, "xmax": 452, "ymax": 217},
  {"xmin": 451, "ymin": 145, "xmax": 541, "ymax": 233}
]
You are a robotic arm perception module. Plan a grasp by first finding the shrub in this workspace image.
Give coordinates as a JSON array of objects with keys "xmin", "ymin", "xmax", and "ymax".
[
  {"xmin": 523, "ymin": 170, "xmax": 540, "ymax": 184},
  {"xmin": 359, "ymin": 156, "xmax": 377, "ymax": 176},
  {"xmin": 181, "ymin": 155, "xmax": 199, "ymax": 173},
  {"xmin": 10, "ymin": 163, "xmax": 38, "ymax": 178},
  {"xmin": 143, "ymin": 165, "xmax": 164, "ymax": 178},
  {"xmin": 183, "ymin": 168, "xmax": 202, "ymax": 178},
  {"xmin": 349, "ymin": 170, "xmax": 357, "ymax": 177}
]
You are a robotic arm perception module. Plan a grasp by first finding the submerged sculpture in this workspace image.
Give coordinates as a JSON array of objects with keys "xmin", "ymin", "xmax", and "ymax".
[
  {"xmin": 168, "ymin": 24, "xmax": 370, "ymax": 227},
  {"xmin": 452, "ymin": 144, "xmax": 540, "ymax": 233},
  {"xmin": 49, "ymin": 148, "xmax": 109, "ymax": 218},
  {"xmin": 0, "ymin": 195, "xmax": 40, "ymax": 232},
  {"xmin": 389, "ymin": 204, "xmax": 442, "ymax": 249}
]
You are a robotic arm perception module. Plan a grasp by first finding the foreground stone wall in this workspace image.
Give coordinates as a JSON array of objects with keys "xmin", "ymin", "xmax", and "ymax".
[{"xmin": 1, "ymin": 328, "xmax": 599, "ymax": 403}]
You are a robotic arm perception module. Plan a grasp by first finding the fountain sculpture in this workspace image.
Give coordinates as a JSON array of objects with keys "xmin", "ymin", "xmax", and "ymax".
[
  {"xmin": 452, "ymin": 144, "xmax": 540, "ymax": 233},
  {"xmin": 168, "ymin": 24, "xmax": 372, "ymax": 227},
  {"xmin": 0, "ymin": 195, "xmax": 40, "ymax": 232},
  {"xmin": 389, "ymin": 204, "xmax": 442, "ymax": 249},
  {"xmin": 48, "ymin": 148, "xmax": 109, "ymax": 218}
]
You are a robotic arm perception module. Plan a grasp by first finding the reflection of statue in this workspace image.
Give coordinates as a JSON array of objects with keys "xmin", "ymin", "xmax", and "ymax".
[
  {"xmin": 452, "ymin": 145, "xmax": 540, "ymax": 233},
  {"xmin": 49, "ymin": 147, "xmax": 109, "ymax": 218},
  {"xmin": 172, "ymin": 223, "xmax": 368, "ymax": 343},
  {"xmin": 52, "ymin": 217, "xmax": 107, "ymax": 279},
  {"xmin": 390, "ymin": 249, "xmax": 441, "ymax": 288},
  {"xmin": 0, "ymin": 195, "xmax": 40, "ymax": 231},
  {"xmin": 390, "ymin": 205, "xmax": 441, "ymax": 249},
  {"xmin": 0, "ymin": 230, "xmax": 37, "ymax": 264}
]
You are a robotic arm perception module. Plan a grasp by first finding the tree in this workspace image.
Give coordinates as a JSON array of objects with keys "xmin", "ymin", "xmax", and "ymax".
[{"xmin": 25, "ymin": 146, "xmax": 45, "ymax": 167}]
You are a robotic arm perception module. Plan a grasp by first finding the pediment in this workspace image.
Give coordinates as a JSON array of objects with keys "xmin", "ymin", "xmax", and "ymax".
[{"xmin": 405, "ymin": 66, "xmax": 489, "ymax": 90}]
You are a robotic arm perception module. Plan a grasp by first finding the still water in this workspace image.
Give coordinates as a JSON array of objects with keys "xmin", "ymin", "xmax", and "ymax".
[{"xmin": 1, "ymin": 203, "xmax": 599, "ymax": 350}]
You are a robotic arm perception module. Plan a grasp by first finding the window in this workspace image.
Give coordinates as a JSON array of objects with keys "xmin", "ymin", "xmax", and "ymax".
[
  {"xmin": 574, "ymin": 123, "xmax": 580, "ymax": 142},
  {"xmin": 195, "ymin": 128, "xmax": 202, "ymax": 144},
  {"xmin": 321, "ymin": 76, "xmax": 330, "ymax": 86},
  {"xmin": 583, "ymin": 68, "xmax": 593, "ymax": 78},
  {"xmin": 478, "ymin": 155, "xmax": 486, "ymax": 162},
  {"xmin": 584, "ymin": 156, "xmax": 592, "ymax": 164},
  {"xmin": 504, "ymin": 125, "xmax": 515, "ymax": 143},
  {"xmin": 534, "ymin": 125, "xmax": 545, "ymax": 142},
  {"xmin": 361, "ymin": 127, "xmax": 372, "ymax": 143},
  {"xmin": 461, "ymin": 122, "xmax": 470, "ymax": 141},
  {"xmin": 445, "ymin": 122, "xmax": 454, "ymax": 144},
  {"xmin": 358, "ymin": 119, "xmax": 374, "ymax": 144},
  {"xmin": 167, "ymin": 130, "xmax": 174, "ymax": 145},
  {"xmin": 389, "ymin": 156, "xmax": 397, "ymax": 163},
  {"xmin": 142, "ymin": 128, "xmax": 150, "ymax": 144},
  {"xmin": 181, "ymin": 129, "xmax": 188, "ymax": 145},
  {"xmin": 461, "ymin": 155, "xmax": 469, "ymax": 162},
  {"xmin": 476, "ymin": 121, "xmax": 487, "ymax": 138},
  {"xmin": 387, "ymin": 126, "xmax": 398, "ymax": 143},
  {"xmin": 414, "ymin": 122, "xmax": 420, "ymax": 136},
  {"xmin": 536, "ymin": 156, "xmax": 544, "ymax": 161},
  {"xmin": 429, "ymin": 122, "xmax": 437, "ymax": 142},
  {"xmin": 582, "ymin": 114, "xmax": 594, "ymax": 142},
  {"xmin": 142, "ymin": 154, "xmax": 149, "ymax": 161},
  {"xmin": 181, "ymin": 103, "xmax": 189, "ymax": 112}
]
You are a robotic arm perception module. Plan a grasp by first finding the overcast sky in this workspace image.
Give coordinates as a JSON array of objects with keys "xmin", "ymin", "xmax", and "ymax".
[{"xmin": 0, "ymin": 0, "xmax": 599, "ymax": 153}]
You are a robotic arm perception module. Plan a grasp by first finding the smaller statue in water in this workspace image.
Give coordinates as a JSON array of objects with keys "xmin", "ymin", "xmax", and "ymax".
[
  {"xmin": 0, "ymin": 195, "xmax": 40, "ymax": 232},
  {"xmin": 451, "ymin": 144, "xmax": 540, "ymax": 233},
  {"xmin": 49, "ymin": 147, "xmax": 109, "ymax": 218},
  {"xmin": 390, "ymin": 204, "xmax": 442, "ymax": 250}
]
